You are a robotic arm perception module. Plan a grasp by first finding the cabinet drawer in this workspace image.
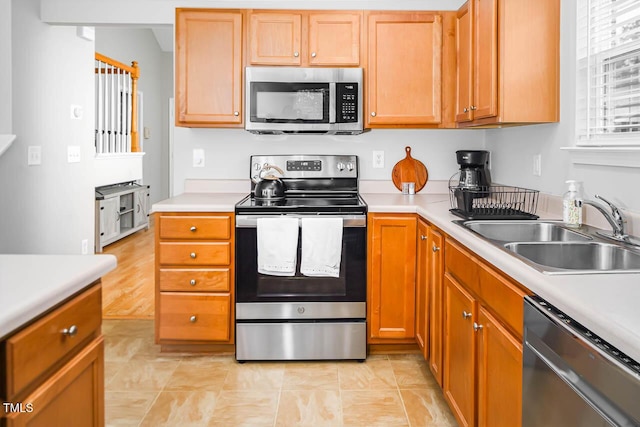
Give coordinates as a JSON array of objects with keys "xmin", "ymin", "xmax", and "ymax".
[
  {"xmin": 159, "ymin": 268, "xmax": 231, "ymax": 292},
  {"xmin": 158, "ymin": 293, "xmax": 231, "ymax": 342},
  {"xmin": 4, "ymin": 284, "xmax": 101, "ymax": 399},
  {"xmin": 445, "ymin": 240, "xmax": 480, "ymax": 295},
  {"xmin": 158, "ymin": 242, "xmax": 230, "ymax": 266},
  {"xmin": 159, "ymin": 215, "xmax": 231, "ymax": 240}
]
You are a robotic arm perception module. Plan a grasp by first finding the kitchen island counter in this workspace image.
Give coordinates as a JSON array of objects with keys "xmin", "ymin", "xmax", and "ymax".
[
  {"xmin": 362, "ymin": 192, "xmax": 640, "ymax": 364},
  {"xmin": 0, "ymin": 254, "xmax": 117, "ymax": 339}
]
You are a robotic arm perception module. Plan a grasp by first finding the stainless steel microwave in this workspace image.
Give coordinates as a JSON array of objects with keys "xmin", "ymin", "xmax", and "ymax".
[{"xmin": 245, "ymin": 67, "xmax": 364, "ymax": 135}]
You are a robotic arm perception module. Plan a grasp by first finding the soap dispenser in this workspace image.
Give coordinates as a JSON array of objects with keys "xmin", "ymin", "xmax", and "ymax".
[{"xmin": 562, "ymin": 180, "xmax": 583, "ymax": 227}]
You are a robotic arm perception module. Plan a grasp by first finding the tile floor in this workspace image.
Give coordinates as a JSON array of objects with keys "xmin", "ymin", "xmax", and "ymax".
[{"xmin": 104, "ymin": 319, "xmax": 458, "ymax": 427}]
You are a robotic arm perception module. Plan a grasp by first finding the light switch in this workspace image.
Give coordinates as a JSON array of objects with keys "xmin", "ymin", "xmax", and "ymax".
[
  {"xmin": 67, "ymin": 146, "xmax": 81, "ymax": 163},
  {"xmin": 193, "ymin": 149, "xmax": 205, "ymax": 168}
]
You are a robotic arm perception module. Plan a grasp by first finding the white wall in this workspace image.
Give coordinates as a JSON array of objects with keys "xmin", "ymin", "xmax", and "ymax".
[
  {"xmin": 95, "ymin": 27, "xmax": 173, "ymax": 203},
  {"xmin": 0, "ymin": 0, "xmax": 95, "ymax": 254},
  {"xmin": 0, "ymin": 0, "xmax": 11, "ymax": 133},
  {"xmin": 486, "ymin": 0, "xmax": 640, "ymax": 213}
]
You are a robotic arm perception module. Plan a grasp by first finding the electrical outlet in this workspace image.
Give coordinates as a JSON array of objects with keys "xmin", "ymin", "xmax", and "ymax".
[
  {"xmin": 373, "ymin": 151, "xmax": 384, "ymax": 169},
  {"xmin": 27, "ymin": 146, "xmax": 42, "ymax": 165},
  {"xmin": 193, "ymin": 149, "xmax": 205, "ymax": 168},
  {"xmin": 67, "ymin": 146, "xmax": 81, "ymax": 163},
  {"xmin": 81, "ymin": 239, "xmax": 89, "ymax": 255},
  {"xmin": 533, "ymin": 154, "xmax": 542, "ymax": 176}
]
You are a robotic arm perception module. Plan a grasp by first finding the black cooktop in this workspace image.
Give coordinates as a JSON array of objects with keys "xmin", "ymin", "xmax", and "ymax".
[{"xmin": 235, "ymin": 194, "xmax": 367, "ymax": 215}]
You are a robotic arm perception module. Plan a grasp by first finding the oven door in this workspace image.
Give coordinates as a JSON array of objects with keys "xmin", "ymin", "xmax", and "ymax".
[{"xmin": 235, "ymin": 214, "xmax": 366, "ymax": 305}]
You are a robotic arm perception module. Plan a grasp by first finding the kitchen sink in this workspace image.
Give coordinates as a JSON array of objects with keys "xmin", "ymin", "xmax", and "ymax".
[
  {"xmin": 504, "ymin": 242, "xmax": 640, "ymax": 274},
  {"xmin": 461, "ymin": 220, "xmax": 592, "ymax": 242}
]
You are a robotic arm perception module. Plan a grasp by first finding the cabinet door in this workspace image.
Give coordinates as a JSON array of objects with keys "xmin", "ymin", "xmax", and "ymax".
[
  {"xmin": 133, "ymin": 188, "xmax": 148, "ymax": 228},
  {"xmin": 308, "ymin": 12, "xmax": 361, "ymax": 66},
  {"xmin": 175, "ymin": 10, "xmax": 243, "ymax": 125},
  {"xmin": 473, "ymin": 0, "xmax": 498, "ymax": 120},
  {"xmin": 368, "ymin": 214, "xmax": 417, "ymax": 342},
  {"xmin": 443, "ymin": 274, "xmax": 476, "ymax": 427},
  {"xmin": 249, "ymin": 12, "xmax": 302, "ymax": 65},
  {"xmin": 99, "ymin": 197, "xmax": 119, "ymax": 243},
  {"xmin": 428, "ymin": 228, "xmax": 444, "ymax": 386},
  {"xmin": 477, "ymin": 306, "xmax": 523, "ymax": 427},
  {"xmin": 415, "ymin": 219, "xmax": 430, "ymax": 358},
  {"xmin": 455, "ymin": 2, "xmax": 473, "ymax": 123},
  {"xmin": 366, "ymin": 12, "xmax": 442, "ymax": 126},
  {"xmin": 6, "ymin": 337, "xmax": 104, "ymax": 427}
]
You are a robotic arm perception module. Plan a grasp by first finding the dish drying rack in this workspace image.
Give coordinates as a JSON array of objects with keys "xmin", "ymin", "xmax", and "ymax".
[{"xmin": 449, "ymin": 175, "xmax": 539, "ymax": 220}]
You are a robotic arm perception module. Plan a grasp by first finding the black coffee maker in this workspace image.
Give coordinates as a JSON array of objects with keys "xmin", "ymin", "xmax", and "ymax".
[{"xmin": 456, "ymin": 150, "xmax": 492, "ymax": 189}]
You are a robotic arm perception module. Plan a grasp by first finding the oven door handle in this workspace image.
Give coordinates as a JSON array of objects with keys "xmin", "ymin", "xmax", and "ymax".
[{"xmin": 235, "ymin": 215, "xmax": 366, "ymax": 228}]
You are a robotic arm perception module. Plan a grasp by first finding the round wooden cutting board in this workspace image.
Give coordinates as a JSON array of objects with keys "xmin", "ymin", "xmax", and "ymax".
[{"xmin": 391, "ymin": 146, "xmax": 429, "ymax": 192}]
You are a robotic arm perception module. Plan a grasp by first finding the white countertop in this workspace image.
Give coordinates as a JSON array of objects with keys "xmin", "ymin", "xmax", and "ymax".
[
  {"xmin": 0, "ymin": 254, "xmax": 117, "ymax": 339},
  {"xmin": 151, "ymin": 190, "xmax": 640, "ymax": 363}
]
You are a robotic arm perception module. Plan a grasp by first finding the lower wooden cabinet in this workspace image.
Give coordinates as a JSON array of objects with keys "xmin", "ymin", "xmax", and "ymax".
[
  {"xmin": 443, "ymin": 238, "xmax": 529, "ymax": 427},
  {"xmin": 155, "ymin": 212, "xmax": 235, "ymax": 347},
  {"xmin": 427, "ymin": 226, "xmax": 444, "ymax": 386},
  {"xmin": 415, "ymin": 219, "xmax": 430, "ymax": 357},
  {"xmin": 1, "ymin": 283, "xmax": 104, "ymax": 427},
  {"xmin": 367, "ymin": 213, "xmax": 417, "ymax": 343}
]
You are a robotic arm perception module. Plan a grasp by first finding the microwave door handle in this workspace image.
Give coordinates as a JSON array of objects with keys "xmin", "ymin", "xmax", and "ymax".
[{"xmin": 329, "ymin": 83, "xmax": 336, "ymax": 124}]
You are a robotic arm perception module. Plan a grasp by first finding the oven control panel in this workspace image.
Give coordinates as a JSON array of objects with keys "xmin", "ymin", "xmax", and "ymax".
[{"xmin": 287, "ymin": 160, "xmax": 322, "ymax": 172}]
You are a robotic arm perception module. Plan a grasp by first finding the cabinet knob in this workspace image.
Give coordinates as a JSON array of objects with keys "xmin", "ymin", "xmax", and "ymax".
[
  {"xmin": 371, "ymin": 112, "xmax": 376, "ymax": 117},
  {"xmin": 190, "ymin": 226, "xmax": 197, "ymax": 232},
  {"xmin": 311, "ymin": 52, "xmax": 317, "ymax": 58},
  {"xmin": 293, "ymin": 51, "xmax": 299, "ymax": 57},
  {"xmin": 420, "ymin": 235, "xmax": 427, "ymax": 240},
  {"xmin": 432, "ymin": 245, "xmax": 440, "ymax": 252},
  {"xmin": 234, "ymin": 111, "xmax": 239, "ymax": 116},
  {"xmin": 190, "ymin": 279, "xmax": 196, "ymax": 286},
  {"xmin": 190, "ymin": 315, "xmax": 197, "ymax": 323},
  {"xmin": 470, "ymin": 105, "xmax": 477, "ymax": 111},
  {"xmin": 473, "ymin": 322, "xmax": 483, "ymax": 332},
  {"xmin": 462, "ymin": 311, "xmax": 472, "ymax": 319},
  {"xmin": 62, "ymin": 325, "xmax": 78, "ymax": 337},
  {"xmin": 463, "ymin": 107, "xmax": 469, "ymax": 113},
  {"xmin": 190, "ymin": 252, "xmax": 197, "ymax": 259}
]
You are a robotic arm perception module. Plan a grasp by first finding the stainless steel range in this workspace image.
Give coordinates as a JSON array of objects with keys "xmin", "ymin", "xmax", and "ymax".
[{"xmin": 235, "ymin": 154, "xmax": 367, "ymax": 362}]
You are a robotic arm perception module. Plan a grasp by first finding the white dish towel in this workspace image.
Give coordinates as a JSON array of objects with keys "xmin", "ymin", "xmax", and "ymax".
[
  {"xmin": 257, "ymin": 217, "xmax": 299, "ymax": 276},
  {"xmin": 300, "ymin": 217, "xmax": 343, "ymax": 277}
]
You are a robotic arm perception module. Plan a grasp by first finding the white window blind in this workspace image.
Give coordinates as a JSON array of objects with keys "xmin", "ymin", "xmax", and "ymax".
[{"xmin": 577, "ymin": 0, "xmax": 640, "ymax": 145}]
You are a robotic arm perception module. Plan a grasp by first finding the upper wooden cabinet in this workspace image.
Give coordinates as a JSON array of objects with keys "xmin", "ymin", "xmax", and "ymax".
[
  {"xmin": 455, "ymin": 0, "xmax": 560, "ymax": 127},
  {"xmin": 175, "ymin": 9, "xmax": 243, "ymax": 127},
  {"xmin": 366, "ymin": 12, "xmax": 444, "ymax": 127},
  {"xmin": 367, "ymin": 213, "xmax": 417, "ymax": 343},
  {"xmin": 248, "ymin": 11, "xmax": 362, "ymax": 66}
]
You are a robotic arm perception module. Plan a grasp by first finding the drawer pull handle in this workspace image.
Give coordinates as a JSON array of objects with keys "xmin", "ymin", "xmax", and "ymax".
[
  {"xmin": 62, "ymin": 325, "xmax": 78, "ymax": 337},
  {"xmin": 190, "ymin": 279, "xmax": 196, "ymax": 286},
  {"xmin": 462, "ymin": 311, "xmax": 472, "ymax": 319},
  {"xmin": 190, "ymin": 315, "xmax": 197, "ymax": 323},
  {"xmin": 432, "ymin": 245, "xmax": 440, "ymax": 252},
  {"xmin": 190, "ymin": 226, "xmax": 197, "ymax": 232},
  {"xmin": 190, "ymin": 252, "xmax": 197, "ymax": 259},
  {"xmin": 420, "ymin": 235, "xmax": 427, "ymax": 241},
  {"xmin": 473, "ymin": 322, "xmax": 483, "ymax": 332}
]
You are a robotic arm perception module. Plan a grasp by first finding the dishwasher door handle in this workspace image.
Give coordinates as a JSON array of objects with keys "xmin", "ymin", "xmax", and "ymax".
[{"xmin": 525, "ymin": 329, "xmax": 633, "ymax": 427}]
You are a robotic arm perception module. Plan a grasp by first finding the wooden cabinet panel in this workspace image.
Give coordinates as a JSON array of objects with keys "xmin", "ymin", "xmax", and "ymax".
[
  {"xmin": 158, "ymin": 215, "xmax": 231, "ymax": 240},
  {"xmin": 368, "ymin": 214, "xmax": 417, "ymax": 342},
  {"xmin": 455, "ymin": 2, "xmax": 473, "ymax": 123},
  {"xmin": 415, "ymin": 219, "xmax": 430, "ymax": 358},
  {"xmin": 158, "ymin": 242, "xmax": 230, "ymax": 266},
  {"xmin": 5, "ymin": 337, "xmax": 104, "ymax": 427},
  {"xmin": 175, "ymin": 9, "xmax": 243, "ymax": 126},
  {"xmin": 477, "ymin": 306, "xmax": 522, "ymax": 427},
  {"xmin": 308, "ymin": 13, "xmax": 361, "ymax": 66},
  {"xmin": 443, "ymin": 274, "xmax": 476, "ymax": 427},
  {"xmin": 5, "ymin": 286, "xmax": 101, "ymax": 399},
  {"xmin": 473, "ymin": 0, "xmax": 498, "ymax": 120},
  {"xmin": 428, "ymin": 227, "xmax": 444, "ymax": 386},
  {"xmin": 366, "ymin": 12, "xmax": 442, "ymax": 126},
  {"xmin": 159, "ymin": 268, "xmax": 230, "ymax": 292},
  {"xmin": 249, "ymin": 12, "xmax": 302, "ymax": 65},
  {"xmin": 158, "ymin": 293, "xmax": 231, "ymax": 342}
]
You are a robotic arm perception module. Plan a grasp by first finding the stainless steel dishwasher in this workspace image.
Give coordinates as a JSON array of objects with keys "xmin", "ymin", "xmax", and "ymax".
[{"xmin": 523, "ymin": 296, "xmax": 640, "ymax": 427}]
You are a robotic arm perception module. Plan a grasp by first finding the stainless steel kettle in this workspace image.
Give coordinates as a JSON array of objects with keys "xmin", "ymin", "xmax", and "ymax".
[{"xmin": 254, "ymin": 164, "xmax": 285, "ymax": 200}]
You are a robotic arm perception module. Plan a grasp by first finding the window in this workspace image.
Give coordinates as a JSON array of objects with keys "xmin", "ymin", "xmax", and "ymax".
[{"xmin": 577, "ymin": 0, "xmax": 640, "ymax": 145}]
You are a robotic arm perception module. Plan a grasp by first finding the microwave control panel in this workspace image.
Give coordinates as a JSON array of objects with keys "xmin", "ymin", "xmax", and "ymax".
[{"xmin": 336, "ymin": 83, "xmax": 359, "ymax": 123}]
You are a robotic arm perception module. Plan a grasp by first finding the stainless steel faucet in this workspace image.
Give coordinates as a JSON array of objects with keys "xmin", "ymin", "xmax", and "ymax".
[{"xmin": 583, "ymin": 195, "xmax": 627, "ymax": 239}]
